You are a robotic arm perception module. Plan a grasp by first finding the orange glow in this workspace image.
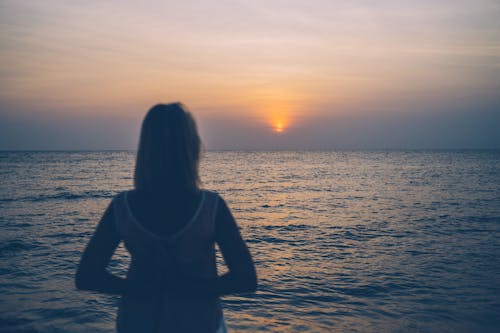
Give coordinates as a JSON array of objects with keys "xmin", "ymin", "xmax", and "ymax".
[
  {"xmin": 275, "ymin": 121, "xmax": 284, "ymax": 133},
  {"xmin": 254, "ymin": 89, "xmax": 297, "ymax": 134},
  {"xmin": 270, "ymin": 114, "xmax": 289, "ymax": 134}
]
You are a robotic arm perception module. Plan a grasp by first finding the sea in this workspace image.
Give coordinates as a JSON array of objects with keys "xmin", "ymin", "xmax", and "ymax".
[{"xmin": 1, "ymin": 150, "xmax": 499, "ymax": 333}]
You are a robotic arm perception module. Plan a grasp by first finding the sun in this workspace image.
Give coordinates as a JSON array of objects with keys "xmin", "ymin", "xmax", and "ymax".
[
  {"xmin": 271, "ymin": 116, "xmax": 289, "ymax": 134},
  {"xmin": 274, "ymin": 121, "xmax": 285, "ymax": 133},
  {"xmin": 260, "ymin": 98, "xmax": 293, "ymax": 134}
]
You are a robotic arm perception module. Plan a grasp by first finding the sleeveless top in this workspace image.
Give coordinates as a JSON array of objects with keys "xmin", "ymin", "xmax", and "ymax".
[{"xmin": 112, "ymin": 190, "xmax": 223, "ymax": 333}]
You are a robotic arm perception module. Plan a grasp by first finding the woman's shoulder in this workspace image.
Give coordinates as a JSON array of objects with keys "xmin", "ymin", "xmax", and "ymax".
[
  {"xmin": 108, "ymin": 190, "xmax": 130, "ymax": 206},
  {"xmin": 106, "ymin": 190, "xmax": 137, "ymax": 218},
  {"xmin": 200, "ymin": 189, "xmax": 226, "ymax": 205},
  {"xmin": 202, "ymin": 190, "xmax": 235, "ymax": 218}
]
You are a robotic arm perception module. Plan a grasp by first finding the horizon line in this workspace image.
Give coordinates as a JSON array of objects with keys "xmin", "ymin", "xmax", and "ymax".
[{"xmin": 1, "ymin": 148, "xmax": 499, "ymax": 153}]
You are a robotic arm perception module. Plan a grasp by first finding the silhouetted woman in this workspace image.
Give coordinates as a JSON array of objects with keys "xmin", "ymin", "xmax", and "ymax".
[{"xmin": 75, "ymin": 103, "xmax": 257, "ymax": 333}]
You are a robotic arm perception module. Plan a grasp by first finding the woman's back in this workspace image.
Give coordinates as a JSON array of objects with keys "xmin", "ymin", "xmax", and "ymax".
[
  {"xmin": 126, "ymin": 189, "xmax": 201, "ymax": 237},
  {"xmin": 75, "ymin": 103, "xmax": 257, "ymax": 333},
  {"xmin": 113, "ymin": 190, "xmax": 222, "ymax": 332}
]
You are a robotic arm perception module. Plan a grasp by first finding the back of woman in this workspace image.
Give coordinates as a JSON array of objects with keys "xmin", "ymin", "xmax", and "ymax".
[
  {"xmin": 114, "ymin": 190, "xmax": 222, "ymax": 332},
  {"xmin": 75, "ymin": 103, "xmax": 257, "ymax": 333}
]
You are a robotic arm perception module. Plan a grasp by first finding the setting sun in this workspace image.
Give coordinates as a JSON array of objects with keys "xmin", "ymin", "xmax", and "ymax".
[
  {"xmin": 270, "ymin": 115, "xmax": 289, "ymax": 134},
  {"xmin": 274, "ymin": 121, "xmax": 284, "ymax": 133}
]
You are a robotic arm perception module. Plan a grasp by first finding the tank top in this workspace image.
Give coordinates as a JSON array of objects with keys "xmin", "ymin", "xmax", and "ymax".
[{"xmin": 112, "ymin": 189, "xmax": 223, "ymax": 333}]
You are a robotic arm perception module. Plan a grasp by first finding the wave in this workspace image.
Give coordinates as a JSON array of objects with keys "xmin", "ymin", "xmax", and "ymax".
[
  {"xmin": 0, "ymin": 239, "xmax": 44, "ymax": 256},
  {"xmin": 0, "ymin": 190, "xmax": 116, "ymax": 203}
]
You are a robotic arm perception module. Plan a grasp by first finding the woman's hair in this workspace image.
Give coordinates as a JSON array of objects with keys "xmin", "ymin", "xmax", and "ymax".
[{"xmin": 134, "ymin": 103, "xmax": 201, "ymax": 194}]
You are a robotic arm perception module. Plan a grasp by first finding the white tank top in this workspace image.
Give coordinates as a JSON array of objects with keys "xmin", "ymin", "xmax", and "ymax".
[{"xmin": 112, "ymin": 189, "xmax": 223, "ymax": 333}]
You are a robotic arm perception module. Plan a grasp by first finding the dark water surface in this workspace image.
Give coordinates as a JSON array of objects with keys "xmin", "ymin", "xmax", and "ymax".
[{"xmin": 1, "ymin": 151, "xmax": 499, "ymax": 332}]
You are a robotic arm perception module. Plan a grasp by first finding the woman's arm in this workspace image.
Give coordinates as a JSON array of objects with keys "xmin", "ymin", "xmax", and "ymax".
[
  {"xmin": 213, "ymin": 197, "xmax": 258, "ymax": 295},
  {"xmin": 167, "ymin": 197, "xmax": 257, "ymax": 297},
  {"xmin": 75, "ymin": 201, "xmax": 128, "ymax": 295}
]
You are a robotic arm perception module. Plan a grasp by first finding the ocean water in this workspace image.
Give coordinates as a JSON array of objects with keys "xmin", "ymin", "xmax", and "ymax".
[{"xmin": 1, "ymin": 150, "xmax": 500, "ymax": 333}]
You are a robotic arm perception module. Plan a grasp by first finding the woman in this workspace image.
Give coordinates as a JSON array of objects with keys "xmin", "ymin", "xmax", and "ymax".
[{"xmin": 75, "ymin": 103, "xmax": 257, "ymax": 333}]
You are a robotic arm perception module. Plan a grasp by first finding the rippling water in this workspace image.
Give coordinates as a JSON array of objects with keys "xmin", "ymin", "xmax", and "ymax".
[{"xmin": 1, "ymin": 151, "xmax": 500, "ymax": 332}]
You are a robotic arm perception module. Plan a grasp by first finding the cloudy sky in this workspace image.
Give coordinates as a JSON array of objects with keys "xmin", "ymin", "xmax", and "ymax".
[{"xmin": 1, "ymin": 0, "xmax": 499, "ymax": 149}]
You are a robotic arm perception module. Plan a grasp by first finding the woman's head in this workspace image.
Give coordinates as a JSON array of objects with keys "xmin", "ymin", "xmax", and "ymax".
[{"xmin": 134, "ymin": 103, "xmax": 201, "ymax": 194}]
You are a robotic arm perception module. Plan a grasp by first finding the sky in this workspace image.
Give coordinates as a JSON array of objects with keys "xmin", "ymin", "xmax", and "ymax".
[{"xmin": 1, "ymin": 0, "xmax": 499, "ymax": 150}]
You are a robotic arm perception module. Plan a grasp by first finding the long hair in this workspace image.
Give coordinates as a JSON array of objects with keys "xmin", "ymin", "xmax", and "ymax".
[{"xmin": 134, "ymin": 103, "xmax": 201, "ymax": 195}]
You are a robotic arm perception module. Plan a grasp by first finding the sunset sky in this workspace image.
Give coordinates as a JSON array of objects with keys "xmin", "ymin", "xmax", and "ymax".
[{"xmin": 1, "ymin": 0, "xmax": 499, "ymax": 149}]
